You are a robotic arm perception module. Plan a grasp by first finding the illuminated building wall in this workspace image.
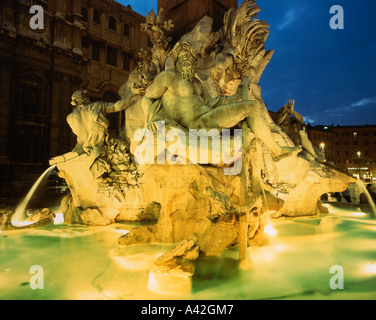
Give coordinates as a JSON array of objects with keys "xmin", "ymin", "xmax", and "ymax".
[{"xmin": 0, "ymin": 0, "xmax": 147, "ymax": 197}]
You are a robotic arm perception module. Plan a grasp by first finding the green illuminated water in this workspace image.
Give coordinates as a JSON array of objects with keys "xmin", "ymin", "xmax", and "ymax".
[{"xmin": 1, "ymin": 203, "xmax": 375, "ymax": 300}]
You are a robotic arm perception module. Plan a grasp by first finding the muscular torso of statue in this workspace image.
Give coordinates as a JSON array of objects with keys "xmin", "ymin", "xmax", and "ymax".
[
  {"xmin": 143, "ymin": 66, "xmax": 302, "ymax": 161},
  {"xmin": 153, "ymin": 70, "xmax": 214, "ymax": 129}
]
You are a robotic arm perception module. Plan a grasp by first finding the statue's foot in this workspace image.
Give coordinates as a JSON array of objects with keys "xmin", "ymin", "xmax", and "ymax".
[
  {"xmin": 154, "ymin": 238, "xmax": 199, "ymax": 267},
  {"xmin": 273, "ymin": 145, "xmax": 302, "ymax": 162}
]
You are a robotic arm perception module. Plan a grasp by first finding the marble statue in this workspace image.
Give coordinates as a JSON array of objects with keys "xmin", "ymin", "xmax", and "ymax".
[
  {"xmin": 47, "ymin": 1, "xmax": 355, "ymax": 290},
  {"xmin": 50, "ymin": 87, "xmax": 143, "ymax": 178},
  {"xmin": 142, "ymin": 41, "xmax": 302, "ymax": 162},
  {"xmin": 270, "ymin": 99, "xmax": 325, "ymax": 163}
]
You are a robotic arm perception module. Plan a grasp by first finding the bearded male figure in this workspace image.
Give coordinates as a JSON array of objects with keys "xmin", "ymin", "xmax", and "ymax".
[{"xmin": 141, "ymin": 42, "xmax": 301, "ymax": 162}]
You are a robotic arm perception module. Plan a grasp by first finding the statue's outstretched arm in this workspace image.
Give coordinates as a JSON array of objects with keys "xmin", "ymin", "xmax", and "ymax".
[
  {"xmin": 287, "ymin": 100, "xmax": 304, "ymax": 124},
  {"xmin": 105, "ymin": 87, "xmax": 145, "ymax": 114},
  {"xmin": 200, "ymin": 79, "xmax": 242, "ymax": 108}
]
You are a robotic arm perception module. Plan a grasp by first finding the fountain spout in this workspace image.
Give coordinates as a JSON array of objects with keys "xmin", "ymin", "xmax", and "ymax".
[
  {"xmin": 356, "ymin": 180, "xmax": 376, "ymax": 219},
  {"xmin": 10, "ymin": 165, "xmax": 57, "ymax": 228}
]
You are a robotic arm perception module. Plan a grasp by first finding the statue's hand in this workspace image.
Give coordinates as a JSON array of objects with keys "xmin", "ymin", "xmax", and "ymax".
[
  {"xmin": 236, "ymin": 82, "xmax": 244, "ymax": 98},
  {"xmin": 131, "ymin": 86, "xmax": 146, "ymax": 96},
  {"xmin": 287, "ymin": 99, "xmax": 295, "ymax": 112},
  {"xmin": 148, "ymin": 121, "xmax": 158, "ymax": 135}
]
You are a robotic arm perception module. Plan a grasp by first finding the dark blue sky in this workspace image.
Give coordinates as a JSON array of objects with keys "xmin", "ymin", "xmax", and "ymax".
[{"xmin": 120, "ymin": 0, "xmax": 376, "ymax": 126}]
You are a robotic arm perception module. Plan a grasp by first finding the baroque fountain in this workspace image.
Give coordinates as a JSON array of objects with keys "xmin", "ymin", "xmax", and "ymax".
[{"xmin": 1, "ymin": 1, "xmax": 375, "ymax": 300}]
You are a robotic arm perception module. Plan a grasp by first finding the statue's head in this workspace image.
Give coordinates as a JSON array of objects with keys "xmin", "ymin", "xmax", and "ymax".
[
  {"xmin": 172, "ymin": 42, "xmax": 198, "ymax": 82},
  {"xmin": 146, "ymin": 9, "xmax": 157, "ymax": 25},
  {"xmin": 71, "ymin": 90, "xmax": 90, "ymax": 107}
]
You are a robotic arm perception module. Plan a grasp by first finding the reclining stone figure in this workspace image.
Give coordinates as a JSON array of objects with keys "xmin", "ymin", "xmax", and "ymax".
[{"xmin": 141, "ymin": 42, "xmax": 302, "ymax": 163}]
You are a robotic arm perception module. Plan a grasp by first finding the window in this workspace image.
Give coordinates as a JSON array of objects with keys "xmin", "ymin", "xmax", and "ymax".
[
  {"xmin": 124, "ymin": 24, "xmax": 130, "ymax": 36},
  {"xmin": 16, "ymin": 83, "xmax": 46, "ymax": 164},
  {"xmin": 81, "ymin": 7, "xmax": 88, "ymax": 22},
  {"xmin": 345, "ymin": 151, "xmax": 349, "ymax": 156},
  {"xmin": 93, "ymin": 9, "xmax": 101, "ymax": 24},
  {"xmin": 81, "ymin": 35, "xmax": 89, "ymax": 48},
  {"xmin": 17, "ymin": 132, "xmax": 43, "ymax": 164},
  {"xmin": 354, "ymin": 141, "xmax": 358, "ymax": 145},
  {"xmin": 92, "ymin": 40, "xmax": 101, "ymax": 61},
  {"xmin": 365, "ymin": 140, "xmax": 369, "ymax": 145},
  {"xmin": 106, "ymin": 45, "xmax": 117, "ymax": 66},
  {"xmin": 21, "ymin": 86, "xmax": 40, "ymax": 115},
  {"xmin": 123, "ymin": 52, "xmax": 130, "ymax": 71},
  {"xmin": 103, "ymin": 91, "xmax": 121, "ymax": 134},
  {"xmin": 109, "ymin": 16, "xmax": 117, "ymax": 31},
  {"xmin": 344, "ymin": 141, "xmax": 348, "ymax": 145}
]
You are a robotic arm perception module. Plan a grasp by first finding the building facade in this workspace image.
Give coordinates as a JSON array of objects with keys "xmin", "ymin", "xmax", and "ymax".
[
  {"xmin": 308, "ymin": 125, "xmax": 376, "ymax": 181},
  {"xmin": 306, "ymin": 125, "xmax": 335, "ymax": 164},
  {"xmin": 0, "ymin": 0, "xmax": 147, "ymax": 198}
]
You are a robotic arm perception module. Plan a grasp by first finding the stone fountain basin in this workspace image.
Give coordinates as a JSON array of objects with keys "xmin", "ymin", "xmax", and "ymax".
[{"xmin": 0, "ymin": 202, "xmax": 375, "ymax": 300}]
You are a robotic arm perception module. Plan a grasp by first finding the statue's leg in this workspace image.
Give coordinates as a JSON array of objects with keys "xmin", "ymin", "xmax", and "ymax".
[
  {"xmin": 196, "ymin": 100, "xmax": 255, "ymax": 129},
  {"xmin": 298, "ymin": 130, "xmax": 325, "ymax": 162},
  {"xmin": 197, "ymin": 101, "xmax": 302, "ymax": 161}
]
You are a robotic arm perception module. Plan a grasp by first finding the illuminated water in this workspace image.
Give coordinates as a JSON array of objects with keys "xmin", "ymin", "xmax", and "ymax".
[
  {"xmin": 355, "ymin": 180, "xmax": 376, "ymax": 219},
  {"xmin": 12, "ymin": 165, "xmax": 57, "ymax": 227},
  {"xmin": 1, "ymin": 202, "xmax": 375, "ymax": 300}
]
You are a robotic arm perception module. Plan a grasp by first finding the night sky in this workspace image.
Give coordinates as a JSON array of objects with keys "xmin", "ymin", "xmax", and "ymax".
[{"xmin": 120, "ymin": 0, "xmax": 376, "ymax": 126}]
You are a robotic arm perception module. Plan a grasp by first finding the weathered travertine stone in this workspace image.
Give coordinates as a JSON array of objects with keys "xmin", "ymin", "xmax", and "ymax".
[
  {"xmin": 0, "ymin": 207, "xmax": 55, "ymax": 231},
  {"xmin": 79, "ymin": 208, "xmax": 111, "ymax": 226},
  {"xmin": 0, "ymin": 208, "xmax": 13, "ymax": 230},
  {"xmin": 26, "ymin": 208, "xmax": 55, "ymax": 223},
  {"xmin": 50, "ymin": 1, "xmax": 355, "ymax": 275}
]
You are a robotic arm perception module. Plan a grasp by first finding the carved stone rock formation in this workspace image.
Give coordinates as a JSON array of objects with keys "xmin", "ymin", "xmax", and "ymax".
[
  {"xmin": 0, "ymin": 207, "xmax": 55, "ymax": 231},
  {"xmin": 51, "ymin": 1, "xmax": 355, "ymax": 272}
]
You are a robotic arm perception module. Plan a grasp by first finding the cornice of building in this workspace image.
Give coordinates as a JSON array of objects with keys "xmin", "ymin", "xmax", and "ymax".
[{"xmin": 103, "ymin": 0, "xmax": 146, "ymax": 20}]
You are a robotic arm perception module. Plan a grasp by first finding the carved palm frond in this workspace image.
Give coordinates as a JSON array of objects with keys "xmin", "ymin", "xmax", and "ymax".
[{"xmin": 221, "ymin": 0, "xmax": 273, "ymax": 82}]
